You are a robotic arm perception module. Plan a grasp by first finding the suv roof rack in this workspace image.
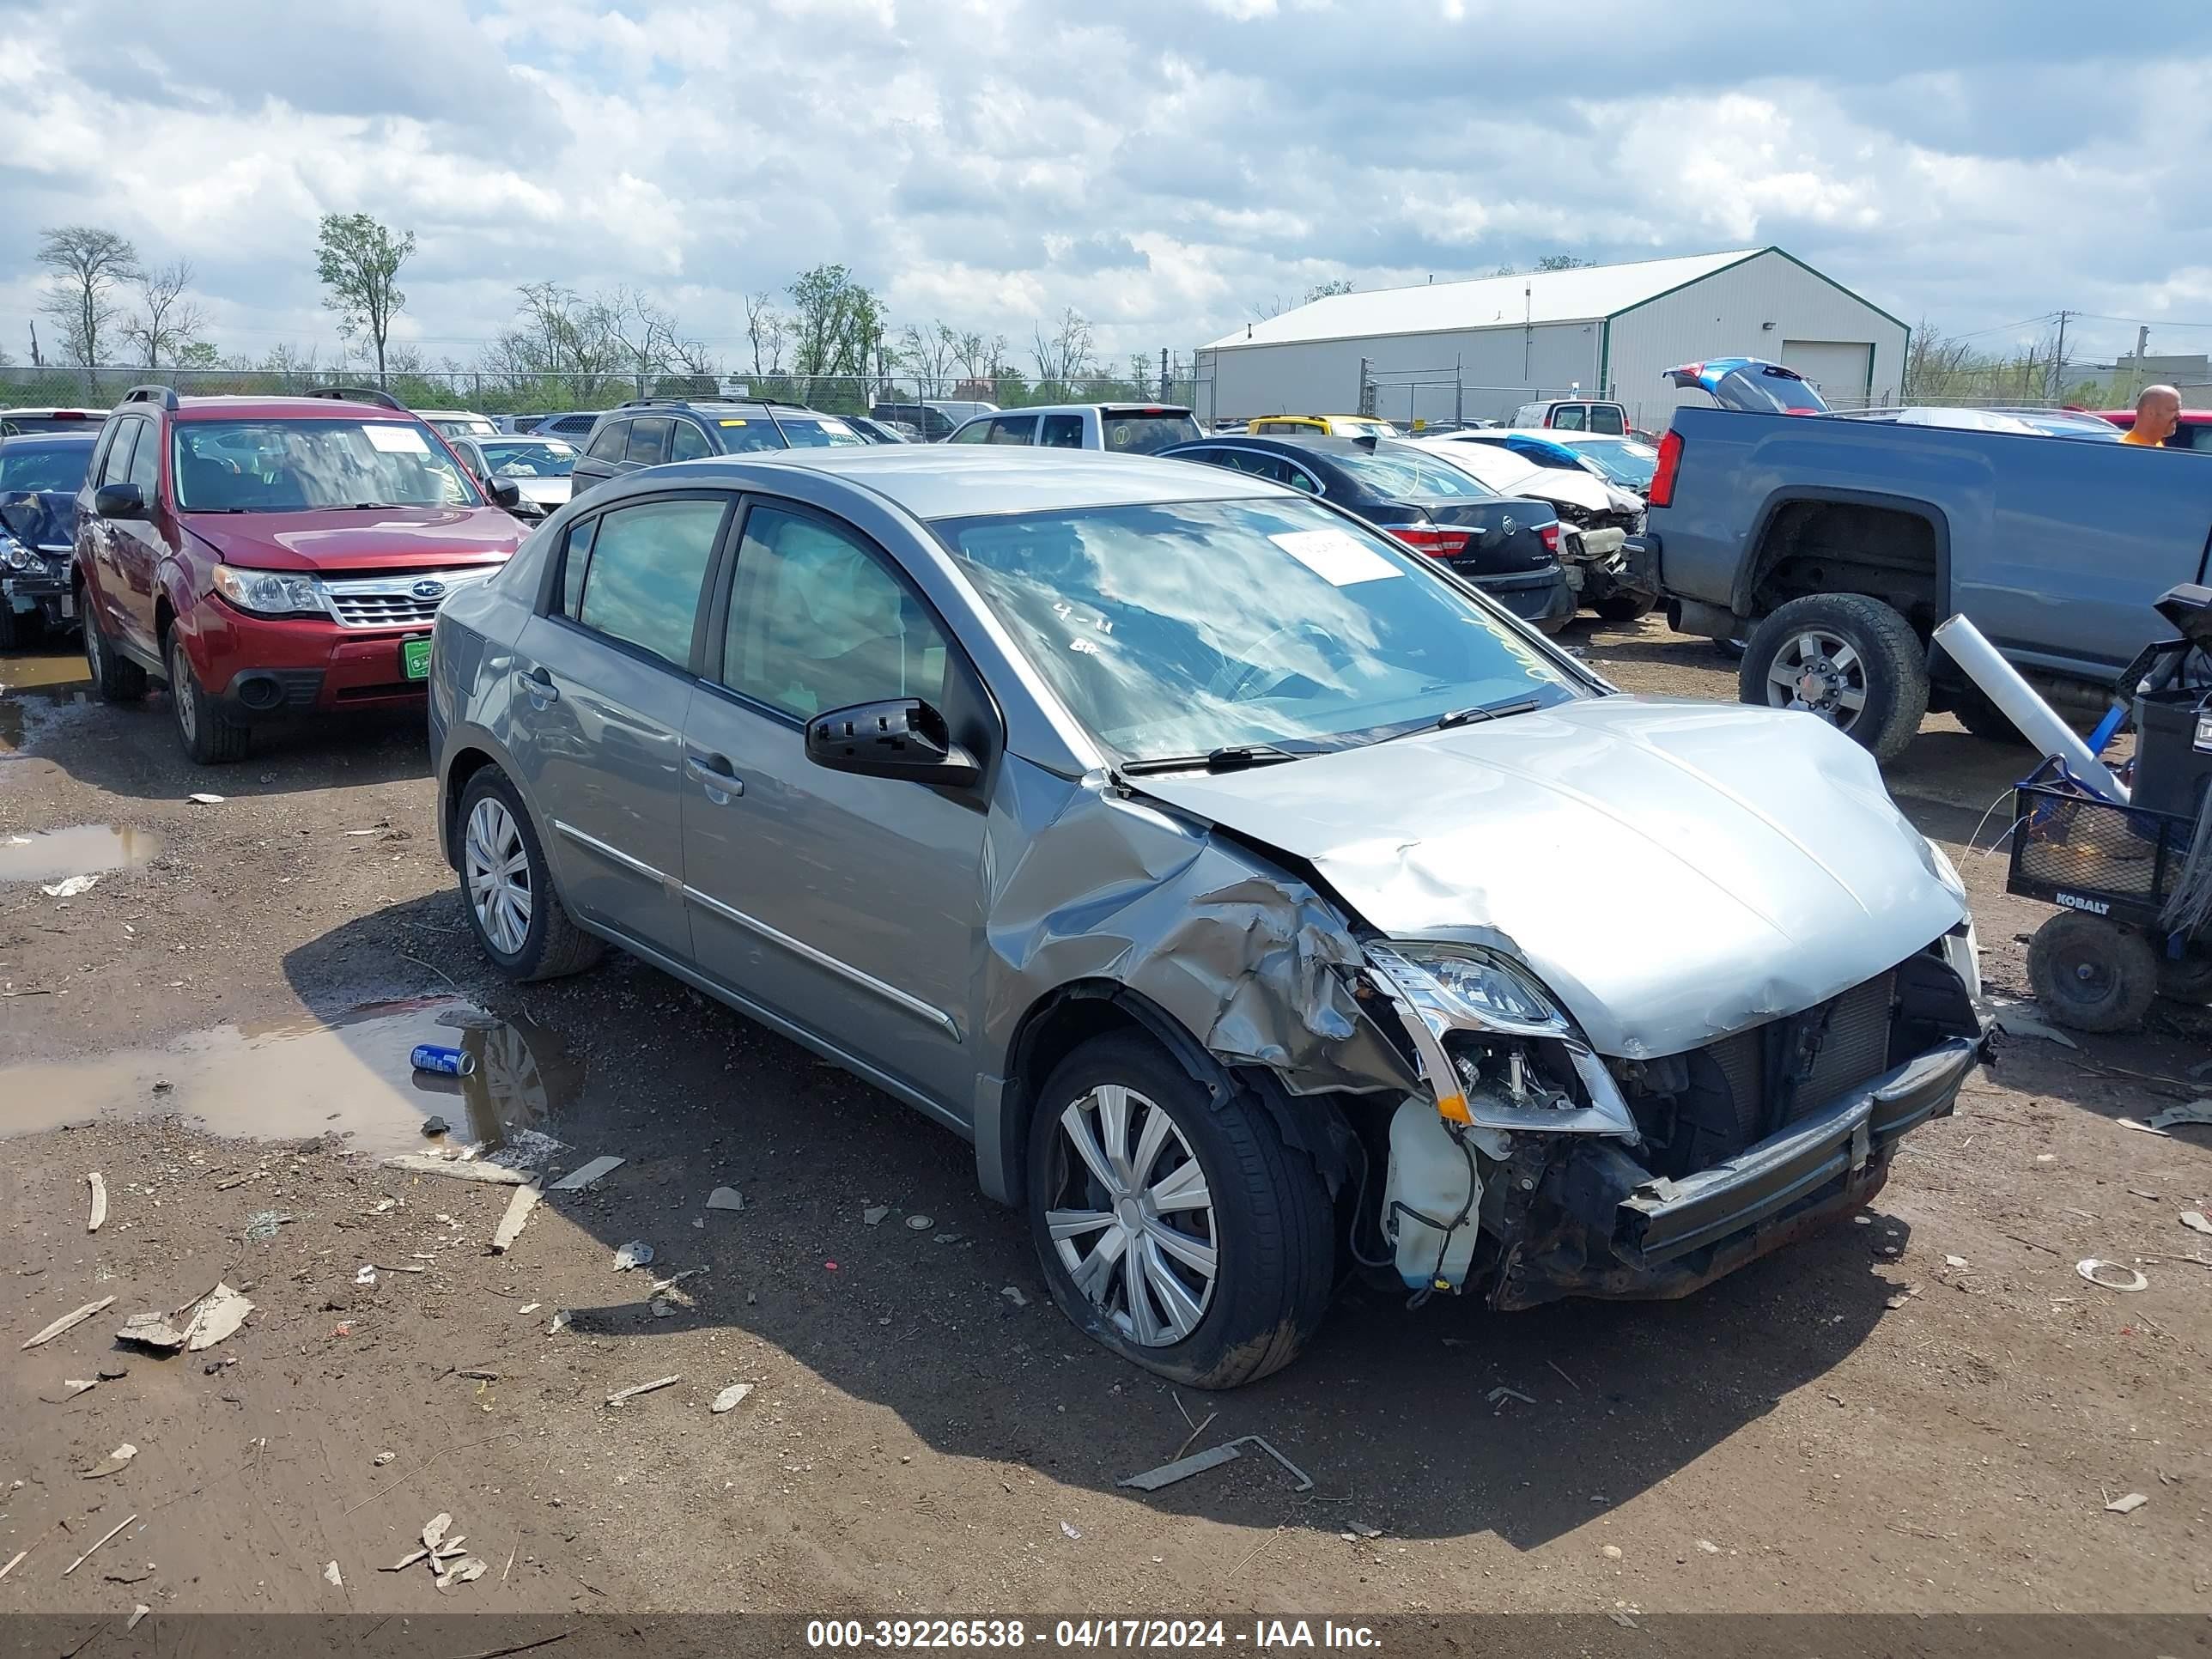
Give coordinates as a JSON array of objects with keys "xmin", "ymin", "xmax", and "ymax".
[
  {"xmin": 122, "ymin": 385, "xmax": 180, "ymax": 411},
  {"xmin": 615, "ymin": 395, "xmax": 818, "ymax": 413},
  {"xmin": 303, "ymin": 386, "xmax": 407, "ymax": 411}
]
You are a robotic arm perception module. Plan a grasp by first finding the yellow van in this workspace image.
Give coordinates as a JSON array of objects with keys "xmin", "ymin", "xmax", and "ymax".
[{"xmin": 1242, "ymin": 414, "xmax": 1397, "ymax": 440}]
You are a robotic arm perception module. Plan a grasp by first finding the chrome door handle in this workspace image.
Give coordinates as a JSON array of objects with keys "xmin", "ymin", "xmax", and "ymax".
[
  {"xmin": 686, "ymin": 755, "xmax": 743, "ymax": 799},
  {"xmin": 515, "ymin": 669, "xmax": 559, "ymax": 704}
]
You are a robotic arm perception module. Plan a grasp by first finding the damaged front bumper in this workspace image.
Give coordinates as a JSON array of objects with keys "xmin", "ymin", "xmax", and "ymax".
[
  {"xmin": 1559, "ymin": 527, "xmax": 1652, "ymax": 609},
  {"xmin": 1501, "ymin": 1036, "xmax": 1978, "ymax": 1308}
]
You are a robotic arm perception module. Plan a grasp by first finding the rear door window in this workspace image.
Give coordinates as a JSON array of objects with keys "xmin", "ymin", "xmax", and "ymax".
[
  {"xmin": 569, "ymin": 496, "xmax": 729, "ymax": 670},
  {"xmin": 94, "ymin": 421, "xmax": 135, "ymax": 489},
  {"xmin": 987, "ymin": 416, "xmax": 1036, "ymax": 446},
  {"xmin": 125, "ymin": 418, "xmax": 161, "ymax": 495},
  {"xmin": 586, "ymin": 422, "xmax": 629, "ymax": 463},
  {"xmin": 625, "ymin": 418, "xmax": 672, "ymax": 466},
  {"xmin": 670, "ymin": 420, "xmax": 712, "ymax": 462},
  {"xmin": 948, "ymin": 420, "xmax": 990, "ymax": 444},
  {"xmin": 1038, "ymin": 414, "xmax": 1085, "ymax": 448},
  {"xmin": 1550, "ymin": 405, "xmax": 1587, "ymax": 431},
  {"xmin": 1589, "ymin": 405, "xmax": 1626, "ymax": 435}
]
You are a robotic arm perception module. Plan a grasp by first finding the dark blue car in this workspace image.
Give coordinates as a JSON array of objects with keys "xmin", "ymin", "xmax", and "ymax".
[{"xmin": 0, "ymin": 430, "xmax": 99, "ymax": 648}]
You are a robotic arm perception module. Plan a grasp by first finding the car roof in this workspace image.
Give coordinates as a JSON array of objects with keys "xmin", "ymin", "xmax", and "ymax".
[
  {"xmin": 164, "ymin": 395, "xmax": 423, "ymax": 422},
  {"xmin": 0, "ymin": 430, "xmax": 98, "ymax": 447},
  {"xmin": 969, "ymin": 403, "xmax": 1194, "ymax": 419},
  {"xmin": 653, "ymin": 445, "xmax": 1278, "ymax": 520},
  {"xmin": 0, "ymin": 406, "xmax": 105, "ymax": 417},
  {"xmin": 415, "ymin": 408, "xmax": 491, "ymax": 420},
  {"xmin": 1176, "ymin": 433, "xmax": 1372, "ymax": 460}
]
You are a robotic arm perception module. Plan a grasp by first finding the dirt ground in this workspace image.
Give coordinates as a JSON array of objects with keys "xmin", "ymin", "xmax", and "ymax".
[{"xmin": 3, "ymin": 615, "xmax": 2209, "ymax": 1625}]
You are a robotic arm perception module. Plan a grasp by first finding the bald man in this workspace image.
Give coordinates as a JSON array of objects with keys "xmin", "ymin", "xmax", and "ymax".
[{"xmin": 2123, "ymin": 384, "xmax": 2182, "ymax": 447}]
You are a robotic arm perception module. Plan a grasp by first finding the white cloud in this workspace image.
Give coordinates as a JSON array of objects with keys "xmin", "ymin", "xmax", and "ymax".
[{"xmin": 0, "ymin": 0, "xmax": 2205, "ymax": 373}]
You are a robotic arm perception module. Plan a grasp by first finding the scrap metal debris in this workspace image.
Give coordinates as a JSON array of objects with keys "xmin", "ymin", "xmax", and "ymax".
[
  {"xmin": 186, "ymin": 793, "xmax": 224, "ymax": 805},
  {"xmin": 906, "ymin": 1214, "xmax": 933, "ymax": 1231},
  {"xmin": 1000, "ymin": 1285, "xmax": 1028, "ymax": 1308},
  {"xmin": 324, "ymin": 1560, "xmax": 343, "ymax": 1588},
  {"xmin": 490, "ymin": 1183, "xmax": 543, "ymax": 1254},
  {"xmin": 82, "ymin": 1443, "xmax": 137, "ymax": 1479},
  {"xmin": 1118, "ymin": 1435, "xmax": 1315, "ymax": 1495},
  {"xmin": 42, "ymin": 874, "xmax": 99, "ymax": 898},
  {"xmin": 2182, "ymin": 1212, "xmax": 2212, "ymax": 1237},
  {"xmin": 86, "ymin": 1173, "xmax": 106, "ymax": 1233},
  {"xmin": 1975, "ymin": 994, "xmax": 2079, "ymax": 1048},
  {"xmin": 711, "ymin": 1383, "xmax": 754, "ymax": 1414},
  {"xmin": 0, "ymin": 1550, "xmax": 24, "ymax": 1582},
  {"xmin": 2077, "ymin": 1259, "xmax": 2149, "ymax": 1293},
  {"xmin": 2147, "ymin": 1101, "xmax": 2212, "ymax": 1133},
  {"xmin": 40, "ymin": 1378, "xmax": 100, "ymax": 1404},
  {"xmin": 548, "ymin": 1155, "xmax": 623, "ymax": 1191},
  {"xmin": 61, "ymin": 1512, "xmax": 137, "ymax": 1577},
  {"xmin": 21, "ymin": 1295, "xmax": 117, "ymax": 1350},
  {"xmin": 117, "ymin": 1281, "xmax": 252, "ymax": 1353},
  {"xmin": 381, "ymin": 1153, "xmax": 528, "ymax": 1185},
  {"xmin": 127, "ymin": 1605, "xmax": 149, "ymax": 1632},
  {"xmin": 611, "ymin": 1240, "xmax": 654, "ymax": 1272},
  {"xmin": 2106, "ymin": 1492, "xmax": 2148, "ymax": 1515},
  {"xmin": 863, "ymin": 1206, "xmax": 888, "ymax": 1226},
  {"xmin": 706, "ymin": 1187, "xmax": 744, "ymax": 1211},
  {"xmin": 1486, "ymin": 1386, "xmax": 1537, "ymax": 1409},
  {"xmin": 605, "ymin": 1374, "xmax": 682, "ymax": 1407}
]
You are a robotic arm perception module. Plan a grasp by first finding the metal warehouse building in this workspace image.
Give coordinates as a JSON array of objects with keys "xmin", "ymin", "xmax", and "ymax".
[{"xmin": 1193, "ymin": 246, "xmax": 1907, "ymax": 430}]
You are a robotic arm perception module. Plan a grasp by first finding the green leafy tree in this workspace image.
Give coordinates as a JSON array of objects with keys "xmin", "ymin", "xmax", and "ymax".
[{"xmin": 314, "ymin": 212, "xmax": 416, "ymax": 387}]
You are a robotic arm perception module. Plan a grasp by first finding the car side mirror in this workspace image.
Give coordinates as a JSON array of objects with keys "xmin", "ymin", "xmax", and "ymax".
[
  {"xmin": 94, "ymin": 483, "xmax": 147, "ymax": 520},
  {"xmin": 805, "ymin": 698, "xmax": 979, "ymax": 788},
  {"xmin": 484, "ymin": 477, "xmax": 524, "ymax": 511}
]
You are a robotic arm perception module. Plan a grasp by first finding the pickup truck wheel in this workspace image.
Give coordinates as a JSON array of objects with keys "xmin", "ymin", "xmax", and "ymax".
[
  {"xmin": 2026, "ymin": 912, "xmax": 2159, "ymax": 1033},
  {"xmin": 1949, "ymin": 686, "xmax": 2030, "ymax": 746},
  {"xmin": 1741, "ymin": 594, "xmax": 1928, "ymax": 763},
  {"xmin": 1025, "ymin": 1033, "xmax": 1333, "ymax": 1389}
]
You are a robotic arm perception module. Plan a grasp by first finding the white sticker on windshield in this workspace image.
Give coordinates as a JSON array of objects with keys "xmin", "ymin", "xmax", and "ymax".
[
  {"xmin": 1268, "ymin": 528, "xmax": 1402, "ymax": 587},
  {"xmin": 816, "ymin": 419, "xmax": 854, "ymax": 435},
  {"xmin": 364, "ymin": 424, "xmax": 431, "ymax": 455}
]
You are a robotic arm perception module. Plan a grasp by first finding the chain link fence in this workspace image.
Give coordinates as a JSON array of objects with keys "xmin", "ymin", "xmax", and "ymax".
[{"xmin": 0, "ymin": 364, "xmax": 1210, "ymax": 424}]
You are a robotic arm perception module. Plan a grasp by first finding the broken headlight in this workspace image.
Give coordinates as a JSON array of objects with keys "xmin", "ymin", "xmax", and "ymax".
[{"xmin": 1363, "ymin": 942, "xmax": 1638, "ymax": 1142}]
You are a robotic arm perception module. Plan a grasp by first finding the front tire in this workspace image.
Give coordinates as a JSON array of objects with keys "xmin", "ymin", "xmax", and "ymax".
[
  {"xmin": 1740, "ymin": 593, "xmax": 1929, "ymax": 763},
  {"xmin": 1024, "ymin": 1032, "xmax": 1333, "ymax": 1389},
  {"xmin": 2026, "ymin": 912, "xmax": 2159, "ymax": 1033},
  {"xmin": 167, "ymin": 630, "xmax": 250, "ymax": 765},
  {"xmin": 456, "ymin": 768, "xmax": 605, "ymax": 981}
]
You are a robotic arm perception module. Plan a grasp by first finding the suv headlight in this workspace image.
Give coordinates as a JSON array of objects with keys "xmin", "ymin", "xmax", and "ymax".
[
  {"xmin": 0, "ymin": 533, "xmax": 38, "ymax": 572},
  {"xmin": 211, "ymin": 564, "xmax": 328, "ymax": 618}
]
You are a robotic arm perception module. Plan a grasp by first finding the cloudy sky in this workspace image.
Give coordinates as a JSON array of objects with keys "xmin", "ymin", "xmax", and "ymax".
[{"xmin": 2, "ymin": 0, "xmax": 2207, "ymax": 374}]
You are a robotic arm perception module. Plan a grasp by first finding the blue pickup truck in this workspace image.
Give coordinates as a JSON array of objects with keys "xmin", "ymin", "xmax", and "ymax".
[{"xmin": 1643, "ymin": 360, "xmax": 2212, "ymax": 760}]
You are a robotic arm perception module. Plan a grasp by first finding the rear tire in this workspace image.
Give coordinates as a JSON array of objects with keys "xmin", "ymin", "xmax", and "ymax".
[
  {"xmin": 1595, "ymin": 591, "xmax": 1656, "ymax": 624},
  {"xmin": 167, "ymin": 630, "xmax": 250, "ymax": 765},
  {"xmin": 2026, "ymin": 912, "xmax": 2159, "ymax": 1033},
  {"xmin": 1024, "ymin": 1032, "xmax": 1334, "ymax": 1389},
  {"xmin": 457, "ymin": 767, "xmax": 605, "ymax": 981},
  {"xmin": 1740, "ymin": 593, "xmax": 1929, "ymax": 763},
  {"xmin": 1949, "ymin": 685, "xmax": 2030, "ymax": 746},
  {"xmin": 82, "ymin": 594, "xmax": 148, "ymax": 702},
  {"xmin": 2155, "ymin": 947, "xmax": 2212, "ymax": 1006}
]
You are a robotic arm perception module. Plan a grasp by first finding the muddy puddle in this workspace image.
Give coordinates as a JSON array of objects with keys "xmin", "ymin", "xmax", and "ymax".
[
  {"xmin": 0, "ymin": 823, "xmax": 163, "ymax": 884},
  {"xmin": 0, "ymin": 996, "xmax": 583, "ymax": 1158},
  {"xmin": 0, "ymin": 649, "xmax": 95, "ymax": 755}
]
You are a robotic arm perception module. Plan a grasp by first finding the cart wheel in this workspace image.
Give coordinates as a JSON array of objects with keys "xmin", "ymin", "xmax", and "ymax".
[
  {"xmin": 2026, "ymin": 912, "xmax": 2160, "ymax": 1033},
  {"xmin": 2156, "ymin": 946, "xmax": 2212, "ymax": 1006}
]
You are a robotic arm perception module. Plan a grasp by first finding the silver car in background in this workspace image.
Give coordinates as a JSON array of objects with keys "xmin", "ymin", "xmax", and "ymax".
[
  {"xmin": 428, "ymin": 448, "xmax": 1985, "ymax": 1387},
  {"xmin": 450, "ymin": 434, "xmax": 581, "ymax": 524}
]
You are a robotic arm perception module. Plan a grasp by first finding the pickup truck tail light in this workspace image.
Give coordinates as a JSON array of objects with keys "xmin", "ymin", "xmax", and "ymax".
[
  {"xmin": 1539, "ymin": 522, "xmax": 1561, "ymax": 555},
  {"xmin": 1389, "ymin": 522, "xmax": 1473, "ymax": 558},
  {"xmin": 1649, "ymin": 429, "xmax": 1684, "ymax": 508}
]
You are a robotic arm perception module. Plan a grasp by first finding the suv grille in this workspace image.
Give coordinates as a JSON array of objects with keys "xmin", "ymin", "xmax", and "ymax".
[{"xmin": 321, "ymin": 569, "xmax": 495, "ymax": 629}]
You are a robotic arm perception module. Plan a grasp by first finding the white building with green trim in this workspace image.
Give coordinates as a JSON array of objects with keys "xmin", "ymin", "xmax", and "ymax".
[{"xmin": 1194, "ymin": 247, "xmax": 1908, "ymax": 430}]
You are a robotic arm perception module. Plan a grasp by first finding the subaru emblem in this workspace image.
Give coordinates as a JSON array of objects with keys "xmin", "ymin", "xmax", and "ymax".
[{"xmin": 411, "ymin": 579, "xmax": 446, "ymax": 600}]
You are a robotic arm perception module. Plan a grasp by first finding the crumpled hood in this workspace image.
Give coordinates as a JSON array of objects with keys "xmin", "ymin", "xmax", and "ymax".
[
  {"xmin": 0, "ymin": 490, "xmax": 78, "ymax": 553},
  {"xmin": 1133, "ymin": 696, "xmax": 1966, "ymax": 1059},
  {"xmin": 183, "ymin": 507, "xmax": 522, "ymax": 574}
]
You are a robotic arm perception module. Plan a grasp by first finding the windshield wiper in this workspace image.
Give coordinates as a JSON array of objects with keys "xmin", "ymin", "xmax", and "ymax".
[
  {"xmin": 1119, "ymin": 744, "xmax": 1305, "ymax": 776},
  {"xmin": 1434, "ymin": 695, "xmax": 1544, "ymax": 731}
]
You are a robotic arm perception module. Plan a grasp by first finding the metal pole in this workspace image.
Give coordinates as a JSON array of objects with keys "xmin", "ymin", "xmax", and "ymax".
[{"xmin": 1455, "ymin": 358, "xmax": 1462, "ymax": 427}]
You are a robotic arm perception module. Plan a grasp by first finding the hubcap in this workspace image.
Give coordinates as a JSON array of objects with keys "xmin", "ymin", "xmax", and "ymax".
[
  {"xmin": 1765, "ymin": 629, "xmax": 1868, "ymax": 731},
  {"xmin": 1044, "ymin": 1084, "xmax": 1218, "ymax": 1347},
  {"xmin": 169, "ymin": 639, "xmax": 196, "ymax": 743},
  {"xmin": 84, "ymin": 616, "xmax": 100, "ymax": 678},
  {"xmin": 464, "ymin": 797, "xmax": 533, "ymax": 957}
]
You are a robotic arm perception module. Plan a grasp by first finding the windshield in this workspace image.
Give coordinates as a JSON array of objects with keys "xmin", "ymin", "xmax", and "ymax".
[
  {"xmin": 935, "ymin": 497, "xmax": 1580, "ymax": 762},
  {"xmin": 1103, "ymin": 411, "xmax": 1203, "ymax": 454},
  {"xmin": 0, "ymin": 412, "xmax": 99, "ymax": 435},
  {"xmin": 1335, "ymin": 446, "xmax": 1496, "ymax": 500},
  {"xmin": 432, "ymin": 417, "xmax": 498, "ymax": 437},
  {"xmin": 776, "ymin": 416, "xmax": 867, "ymax": 448},
  {"xmin": 0, "ymin": 438, "xmax": 94, "ymax": 495},
  {"xmin": 477, "ymin": 439, "xmax": 578, "ymax": 478},
  {"xmin": 173, "ymin": 420, "xmax": 482, "ymax": 512},
  {"xmin": 1559, "ymin": 438, "xmax": 1657, "ymax": 489}
]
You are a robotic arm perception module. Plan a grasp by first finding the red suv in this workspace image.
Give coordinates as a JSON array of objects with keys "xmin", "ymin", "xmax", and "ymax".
[{"xmin": 73, "ymin": 386, "xmax": 527, "ymax": 763}]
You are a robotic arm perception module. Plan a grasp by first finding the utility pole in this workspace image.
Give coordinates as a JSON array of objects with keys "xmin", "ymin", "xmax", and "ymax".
[
  {"xmin": 2049, "ymin": 309, "xmax": 2068, "ymax": 404},
  {"xmin": 2135, "ymin": 325, "xmax": 2150, "ymax": 400},
  {"xmin": 27, "ymin": 321, "xmax": 40, "ymax": 368}
]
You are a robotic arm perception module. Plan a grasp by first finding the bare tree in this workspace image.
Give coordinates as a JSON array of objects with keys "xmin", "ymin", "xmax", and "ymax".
[
  {"xmin": 900, "ymin": 321, "xmax": 963, "ymax": 392},
  {"xmin": 36, "ymin": 225, "xmax": 142, "ymax": 365},
  {"xmin": 744, "ymin": 292, "xmax": 787, "ymax": 377},
  {"xmin": 1305, "ymin": 278, "xmax": 1354, "ymax": 300},
  {"xmin": 1031, "ymin": 307, "xmax": 1094, "ymax": 385},
  {"xmin": 314, "ymin": 212, "xmax": 416, "ymax": 387},
  {"xmin": 951, "ymin": 331, "xmax": 1005, "ymax": 385},
  {"xmin": 122, "ymin": 259, "xmax": 210, "ymax": 368},
  {"xmin": 1534, "ymin": 253, "xmax": 1592, "ymax": 270},
  {"xmin": 605, "ymin": 285, "xmax": 678, "ymax": 390}
]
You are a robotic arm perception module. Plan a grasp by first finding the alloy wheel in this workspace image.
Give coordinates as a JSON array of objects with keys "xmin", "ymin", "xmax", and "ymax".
[
  {"xmin": 168, "ymin": 637, "xmax": 197, "ymax": 745},
  {"xmin": 1763, "ymin": 627, "xmax": 1867, "ymax": 732},
  {"xmin": 1044, "ymin": 1083, "xmax": 1218, "ymax": 1346},
  {"xmin": 465, "ymin": 796, "xmax": 533, "ymax": 956}
]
